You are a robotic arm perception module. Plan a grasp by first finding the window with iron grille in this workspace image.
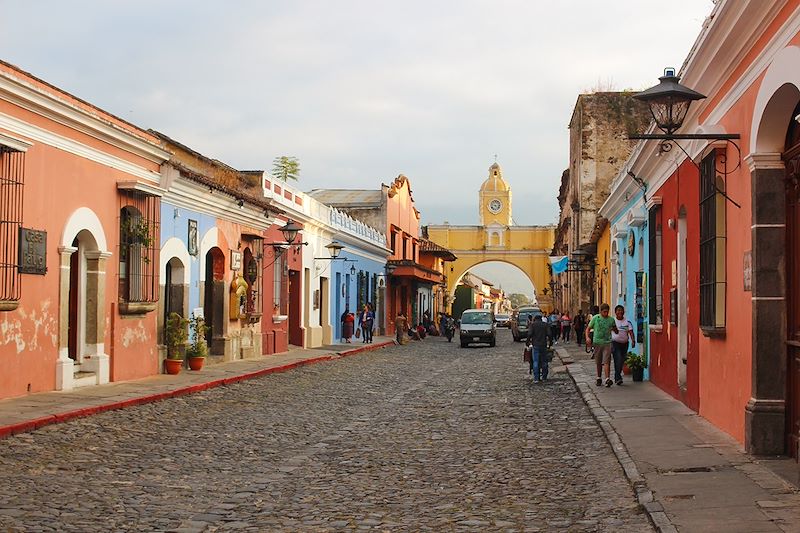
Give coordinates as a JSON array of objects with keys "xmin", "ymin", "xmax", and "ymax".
[
  {"xmin": 118, "ymin": 191, "xmax": 160, "ymax": 311},
  {"xmin": 243, "ymin": 240, "xmax": 263, "ymax": 320},
  {"xmin": 357, "ymin": 271, "xmax": 367, "ymax": 307},
  {"xmin": 273, "ymin": 253, "xmax": 287, "ymax": 315},
  {"xmin": 0, "ymin": 146, "xmax": 24, "ymax": 309},
  {"xmin": 699, "ymin": 151, "xmax": 726, "ymax": 330},
  {"xmin": 648, "ymin": 205, "xmax": 662, "ymax": 325}
]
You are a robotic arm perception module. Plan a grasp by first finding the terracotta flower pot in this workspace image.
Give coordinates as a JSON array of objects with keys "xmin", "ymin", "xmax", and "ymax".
[
  {"xmin": 164, "ymin": 358, "xmax": 183, "ymax": 375},
  {"xmin": 188, "ymin": 356, "xmax": 205, "ymax": 371}
]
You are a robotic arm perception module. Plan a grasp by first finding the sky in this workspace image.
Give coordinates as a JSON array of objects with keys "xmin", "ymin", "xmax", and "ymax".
[{"xmin": 0, "ymin": 0, "xmax": 714, "ymax": 294}]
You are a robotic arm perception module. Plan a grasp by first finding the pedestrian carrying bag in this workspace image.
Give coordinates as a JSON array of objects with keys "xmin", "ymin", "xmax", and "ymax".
[
  {"xmin": 523, "ymin": 346, "xmax": 532, "ymax": 363},
  {"xmin": 355, "ymin": 328, "xmax": 361, "ymax": 339}
]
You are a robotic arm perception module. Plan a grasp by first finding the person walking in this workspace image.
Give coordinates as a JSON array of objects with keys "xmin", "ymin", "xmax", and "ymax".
[
  {"xmin": 341, "ymin": 307, "xmax": 355, "ymax": 343},
  {"xmin": 526, "ymin": 314, "xmax": 553, "ymax": 383},
  {"xmin": 560, "ymin": 311, "xmax": 572, "ymax": 343},
  {"xmin": 586, "ymin": 303, "xmax": 618, "ymax": 387},
  {"xmin": 611, "ymin": 305, "xmax": 636, "ymax": 385},
  {"xmin": 359, "ymin": 304, "xmax": 375, "ymax": 344},
  {"xmin": 394, "ymin": 312, "xmax": 407, "ymax": 345},
  {"xmin": 548, "ymin": 309, "xmax": 560, "ymax": 345},
  {"xmin": 573, "ymin": 310, "xmax": 586, "ymax": 346}
]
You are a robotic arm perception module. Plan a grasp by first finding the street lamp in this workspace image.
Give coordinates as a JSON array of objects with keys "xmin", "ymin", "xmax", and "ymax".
[
  {"xmin": 324, "ymin": 240, "xmax": 344, "ymax": 259},
  {"xmin": 634, "ymin": 68, "xmax": 706, "ymax": 135},
  {"xmin": 280, "ymin": 219, "xmax": 302, "ymax": 245},
  {"xmin": 627, "ymin": 68, "xmax": 742, "ymax": 208},
  {"xmin": 264, "ymin": 219, "xmax": 308, "ymax": 257}
]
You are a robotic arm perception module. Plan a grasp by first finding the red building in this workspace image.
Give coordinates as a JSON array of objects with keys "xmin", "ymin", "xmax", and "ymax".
[{"xmin": 621, "ymin": 1, "xmax": 800, "ymax": 458}]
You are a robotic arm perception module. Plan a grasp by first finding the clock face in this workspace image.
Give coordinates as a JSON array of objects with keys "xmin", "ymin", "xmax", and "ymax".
[{"xmin": 488, "ymin": 199, "xmax": 502, "ymax": 214}]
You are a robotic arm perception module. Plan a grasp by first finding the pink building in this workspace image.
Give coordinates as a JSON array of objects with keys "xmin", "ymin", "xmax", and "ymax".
[{"xmin": 0, "ymin": 61, "xmax": 170, "ymax": 399}]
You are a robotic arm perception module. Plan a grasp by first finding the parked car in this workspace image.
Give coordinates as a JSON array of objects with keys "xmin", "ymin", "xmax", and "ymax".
[
  {"xmin": 494, "ymin": 313, "xmax": 511, "ymax": 327},
  {"xmin": 459, "ymin": 309, "xmax": 496, "ymax": 348},
  {"xmin": 510, "ymin": 306, "xmax": 543, "ymax": 342}
]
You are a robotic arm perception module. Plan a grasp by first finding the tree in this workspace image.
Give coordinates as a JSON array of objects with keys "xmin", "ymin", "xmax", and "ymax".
[
  {"xmin": 271, "ymin": 156, "xmax": 300, "ymax": 182},
  {"xmin": 508, "ymin": 293, "xmax": 531, "ymax": 309}
]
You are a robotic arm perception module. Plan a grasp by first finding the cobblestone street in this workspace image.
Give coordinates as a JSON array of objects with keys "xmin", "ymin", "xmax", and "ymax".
[{"xmin": 0, "ymin": 332, "xmax": 650, "ymax": 532}]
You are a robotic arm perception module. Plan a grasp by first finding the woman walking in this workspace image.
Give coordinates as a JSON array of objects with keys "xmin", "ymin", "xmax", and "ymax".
[
  {"xmin": 560, "ymin": 311, "xmax": 572, "ymax": 342},
  {"xmin": 341, "ymin": 307, "xmax": 354, "ymax": 343},
  {"xmin": 611, "ymin": 305, "xmax": 636, "ymax": 385},
  {"xmin": 359, "ymin": 304, "xmax": 375, "ymax": 344}
]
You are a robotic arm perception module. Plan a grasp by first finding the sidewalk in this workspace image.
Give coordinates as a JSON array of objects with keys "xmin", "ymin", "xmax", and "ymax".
[
  {"xmin": 0, "ymin": 337, "xmax": 394, "ymax": 440},
  {"xmin": 556, "ymin": 341, "xmax": 800, "ymax": 533}
]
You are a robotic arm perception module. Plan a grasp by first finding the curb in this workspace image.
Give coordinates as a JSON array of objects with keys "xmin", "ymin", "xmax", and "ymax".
[
  {"xmin": 557, "ymin": 347, "xmax": 677, "ymax": 533},
  {"xmin": 0, "ymin": 341, "xmax": 393, "ymax": 441}
]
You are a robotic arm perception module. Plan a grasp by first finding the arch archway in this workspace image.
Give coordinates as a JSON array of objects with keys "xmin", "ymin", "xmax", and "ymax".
[
  {"xmin": 746, "ymin": 45, "xmax": 800, "ymax": 457},
  {"xmin": 57, "ymin": 209, "xmax": 111, "ymax": 391},
  {"xmin": 446, "ymin": 253, "xmax": 551, "ymax": 307}
]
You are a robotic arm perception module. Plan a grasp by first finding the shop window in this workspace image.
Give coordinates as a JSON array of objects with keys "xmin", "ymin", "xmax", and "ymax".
[
  {"xmin": 0, "ymin": 146, "xmax": 24, "ymax": 310},
  {"xmin": 648, "ymin": 206, "xmax": 662, "ymax": 325},
  {"xmin": 118, "ymin": 191, "xmax": 160, "ymax": 313},
  {"xmin": 699, "ymin": 151, "xmax": 726, "ymax": 331}
]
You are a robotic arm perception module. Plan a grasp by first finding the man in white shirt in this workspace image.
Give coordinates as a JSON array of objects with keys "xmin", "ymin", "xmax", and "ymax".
[{"xmin": 611, "ymin": 305, "xmax": 636, "ymax": 386}]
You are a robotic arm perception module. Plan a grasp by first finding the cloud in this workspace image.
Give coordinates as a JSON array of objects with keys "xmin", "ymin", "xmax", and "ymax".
[{"xmin": 0, "ymin": 0, "xmax": 713, "ymax": 235}]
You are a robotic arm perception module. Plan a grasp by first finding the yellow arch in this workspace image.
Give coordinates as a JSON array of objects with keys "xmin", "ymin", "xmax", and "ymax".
[{"xmin": 427, "ymin": 224, "xmax": 556, "ymax": 310}]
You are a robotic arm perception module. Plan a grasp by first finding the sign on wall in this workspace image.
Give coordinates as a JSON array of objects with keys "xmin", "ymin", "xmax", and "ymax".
[
  {"xmin": 635, "ymin": 271, "xmax": 644, "ymax": 343},
  {"xmin": 230, "ymin": 250, "xmax": 242, "ymax": 271},
  {"xmin": 18, "ymin": 228, "xmax": 46, "ymax": 275},
  {"xmin": 669, "ymin": 288, "xmax": 678, "ymax": 325},
  {"xmin": 743, "ymin": 250, "xmax": 752, "ymax": 292},
  {"xmin": 188, "ymin": 220, "xmax": 198, "ymax": 256}
]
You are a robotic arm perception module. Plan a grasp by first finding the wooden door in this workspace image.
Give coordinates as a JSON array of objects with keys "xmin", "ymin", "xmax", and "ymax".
[
  {"xmin": 67, "ymin": 244, "xmax": 79, "ymax": 360},
  {"xmin": 785, "ymin": 150, "xmax": 800, "ymax": 460}
]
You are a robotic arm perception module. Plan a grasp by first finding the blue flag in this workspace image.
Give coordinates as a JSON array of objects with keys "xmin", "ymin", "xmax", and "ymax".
[{"xmin": 549, "ymin": 256, "xmax": 569, "ymax": 275}]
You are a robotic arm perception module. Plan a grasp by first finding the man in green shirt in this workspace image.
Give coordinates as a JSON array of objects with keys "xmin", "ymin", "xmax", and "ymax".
[{"xmin": 585, "ymin": 303, "xmax": 618, "ymax": 387}]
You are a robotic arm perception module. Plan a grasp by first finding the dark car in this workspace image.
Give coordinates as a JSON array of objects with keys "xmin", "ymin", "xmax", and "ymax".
[
  {"xmin": 494, "ymin": 313, "xmax": 511, "ymax": 327},
  {"xmin": 510, "ymin": 306, "xmax": 543, "ymax": 342},
  {"xmin": 459, "ymin": 309, "xmax": 496, "ymax": 347}
]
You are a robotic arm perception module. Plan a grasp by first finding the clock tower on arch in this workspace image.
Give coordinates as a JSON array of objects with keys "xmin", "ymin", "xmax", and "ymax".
[{"xmin": 479, "ymin": 161, "xmax": 512, "ymax": 228}]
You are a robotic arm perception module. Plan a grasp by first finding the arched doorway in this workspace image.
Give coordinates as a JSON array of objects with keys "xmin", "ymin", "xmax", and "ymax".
[
  {"xmin": 748, "ymin": 46, "xmax": 800, "ymax": 457},
  {"xmin": 58, "ymin": 207, "xmax": 111, "ymax": 390},
  {"xmin": 784, "ymin": 100, "xmax": 800, "ymax": 459},
  {"xmin": 163, "ymin": 257, "xmax": 186, "ymax": 335},
  {"xmin": 204, "ymin": 247, "xmax": 225, "ymax": 355}
]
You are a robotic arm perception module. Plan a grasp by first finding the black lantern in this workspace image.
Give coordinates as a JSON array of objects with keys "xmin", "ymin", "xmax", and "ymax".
[
  {"xmin": 325, "ymin": 240, "xmax": 344, "ymax": 259},
  {"xmin": 246, "ymin": 257, "xmax": 258, "ymax": 284},
  {"xmin": 634, "ymin": 68, "xmax": 706, "ymax": 135},
  {"xmin": 350, "ymin": 264, "xmax": 357, "ymax": 276},
  {"xmin": 281, "ymin": 219, "xmax": 302, "ymax": 245}
]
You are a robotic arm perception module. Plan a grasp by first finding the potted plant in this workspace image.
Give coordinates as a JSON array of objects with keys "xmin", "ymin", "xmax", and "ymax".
[
  {"xmin": 625, "ymin": 351, "xmax": 648, "ymax": 382},
  {"xmin": 186, "ymin": 315, "xmax": 208, "ymax": 371},
  {"xmin": 121, "ymin": 215, "xmax": 153, "ymax": 264},
  {"xmin": 165, "ymin": 312, "xmax": 188, "ymax": 375}
]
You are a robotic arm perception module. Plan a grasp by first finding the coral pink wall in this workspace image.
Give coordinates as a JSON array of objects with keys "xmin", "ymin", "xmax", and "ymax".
[
  {"xmin": 0, "ymin": 80, "xmax": 162, "ymax": 399},
  {"xmin": 649, "ymin": 160, "xmax": 701, "ymax": 412}
]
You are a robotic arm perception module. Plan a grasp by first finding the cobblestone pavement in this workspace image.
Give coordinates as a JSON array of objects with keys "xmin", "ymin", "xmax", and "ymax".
[{"xmin": 0, "ymin": 332, "xmax": 651, "ymax": 532}]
